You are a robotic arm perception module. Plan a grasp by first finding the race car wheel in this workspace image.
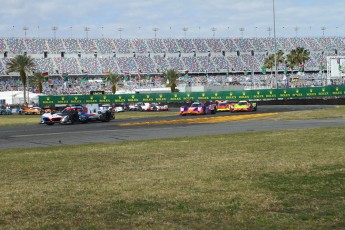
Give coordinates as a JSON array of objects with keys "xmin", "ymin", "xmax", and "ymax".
[{"xmin": 46, "ymin": 123, "xmax": 54, "ymax": 125}]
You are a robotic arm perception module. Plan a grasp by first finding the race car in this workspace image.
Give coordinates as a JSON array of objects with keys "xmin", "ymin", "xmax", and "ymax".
[
  {"xmin": 140, "ymin": 103, "xmax": 156, "ymax": 111},
  {"xmin": 154, "ymin": 103, "xmax": 169, "ymax": 111},
  {"xmin": 216, "ymin": 100, "xmax": 237, "ymax": 112},
  {"xmin": 230, "ymin": 100, "xmax": 257, "ymax": 112},
  {"xmin": 41, "ymin": 104, "xmax": 111, "ymax": 125},
  {"xmin": 180, "ymin": 101, "xmax": 217, "ymax": 116},
  {"xmin": 99, "ymin": 104, "xmax": 115, "ymax": 119},
  {"xmin": 18, "ymin": 106, "xmax": 43, "ymax": 115},
  {"xmin": 129, "ymin": 103, "xmax": 143, "ymax": 111}
]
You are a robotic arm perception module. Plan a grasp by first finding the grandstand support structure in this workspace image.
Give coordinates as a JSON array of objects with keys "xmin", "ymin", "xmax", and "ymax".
[{"xmin": 327, "ymin": 56, "xmax": 345, "ymax": 85}]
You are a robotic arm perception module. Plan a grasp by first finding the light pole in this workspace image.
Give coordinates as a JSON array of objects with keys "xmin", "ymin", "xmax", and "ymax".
[
  {"xmin": 70, "ymin": 26, "xmax": 73, "ymax": 39},
  {"xmin": 23, "ymin": 27, "xmax": 29, "ymax": 39},
  {"xmin": 84, "ymin": 27, "xmax": 90, "ymax": 39},
  {"xmin": 211, "ymin": 27, "xmax": 217, "ymax": 38},
  {"xmin": 101, "ymin": 26, "xmax": 104, "ymax": 38},
  {"xmin": 239, "ymin": 27, "xmax": 245, "ymax": 38},
  {"xmin": 153, "ymin": 27, "xmax": 159, "ymax": 38},
  {"xmin": 273, "ymin": 0, "xmax": 278, "ymax": 88},
  {"xmin": 52, "ymin": 26, "xmax": 58, "ymax": 39},
  {"xmin": 294, "ymin": 26, "xmax": 299, "ymax": 37},
  {"xmin": 182, "ymin": 27, "xmax": 188, "ymax": 38},
  {"xmin": 321, "ymin": 26, "xmax": 326, "ymax": 36},
  {"xmin": 267, "ymin": 27, "xmax": 272, "ymax": 37},
  {"xmin": 118, "ymin": 28, "xmax": 124, "ymax": 39}
]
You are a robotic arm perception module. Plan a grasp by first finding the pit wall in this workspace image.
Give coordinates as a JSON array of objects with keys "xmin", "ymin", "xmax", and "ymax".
[{"xmin": 39, "ymin": 86, "xmax": 345, "ymax": 106}]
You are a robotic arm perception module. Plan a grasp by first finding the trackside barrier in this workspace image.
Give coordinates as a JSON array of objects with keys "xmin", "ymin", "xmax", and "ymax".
[{"xmin": 39, "ymin": 86, "xmax": 345, "ymax": 106}]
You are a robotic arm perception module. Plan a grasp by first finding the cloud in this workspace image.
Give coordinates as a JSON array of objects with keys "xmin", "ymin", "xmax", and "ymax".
[{"xmin": 0, "ymin": 0, "xmax": 343, "ymax": 38}]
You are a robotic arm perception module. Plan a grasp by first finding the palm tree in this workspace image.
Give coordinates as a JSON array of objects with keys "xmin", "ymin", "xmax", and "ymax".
[
  {"xmin": 264, "ymin": 50, "xmax": 285, "ymax": 87},
  {"xmin": 286, "ymin": 52, "xmax": 298, "ymax": 75},
  {"xmin": 286, "ymin": 47, "xmax": 310, "ymax": 77},
  {"xmin": 28, "ymin": 72, "xmax": 43, "ymax": 93},
  {"xmin": 276, "ymin": 50, "xmax": 285, "ymax": 65},
  {"xmin": 6, "ymin": 55, "xmax": 36, "ymax": 104},
  {"xmin": 294, "ymin": 47, "xmax": 310, "ymax": 65},
  {"xmin": 106, "ymin": 73, "xmax": 123, "ymax": 94},
  {"xmin": 163, "ymin": 69, "xmax": 179, "ymax": 92},
  {"xmin": 264, "ymin": 54, "xmax": 275, "ymax": 87}
]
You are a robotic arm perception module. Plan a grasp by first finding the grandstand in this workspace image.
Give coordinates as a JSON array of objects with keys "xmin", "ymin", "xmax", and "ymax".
[{"xmin": 0, "ymin": 37, "xmax": 344, "ymax": 95}]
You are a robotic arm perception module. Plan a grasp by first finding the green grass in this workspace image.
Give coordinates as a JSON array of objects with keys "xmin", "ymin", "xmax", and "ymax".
[
  {"xmin": 0, "ymin": 115, "xmax": 42, "ymax": 126},
  {"xmin": 0, "ymin": 127, "xmax": 344, "ymax": 229},
  {"xmin": 264, "ymin": 105, "xmax": 345, "ymax": 120},
  {"xmin": 2, "ymin": 106, "xmax": 345, "ymax": 127}
]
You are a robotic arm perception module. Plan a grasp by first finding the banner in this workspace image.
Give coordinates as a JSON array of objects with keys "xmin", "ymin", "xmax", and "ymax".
[{"xmin": 39, "ymin": 86, "xmax": 345, "ymax": 106}]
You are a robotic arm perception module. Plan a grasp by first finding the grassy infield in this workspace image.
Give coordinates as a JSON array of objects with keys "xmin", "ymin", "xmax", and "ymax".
[{"xmin": 0, "ymin": 107, "xmax": 345, "ymax": 229}]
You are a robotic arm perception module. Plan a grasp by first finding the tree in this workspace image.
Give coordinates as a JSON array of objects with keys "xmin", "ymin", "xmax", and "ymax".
[
  {"xmin": 6, "ymin": 55, "xmax": 36, "ymax": 104},
  {"xmin": 264, "ymin": 54, "xmax": 275, "ymax": 87},
  {"xmin": 264, "ymin": 50, "xmax": 285, "ymax": 87},
  {"xmin": 163, "ymin": 69, "xmax": 179, "ymax": 92},
  {"xmin": 28, "ymin": 72, "xmax": 43, "ymax": 93},
  {"xmin": 286, "ymin": 47, "xmax": 310, "ymax": 76},
  {"xmin": 106, "ymin": 73, "xmax": 123, "ymax": 94}
]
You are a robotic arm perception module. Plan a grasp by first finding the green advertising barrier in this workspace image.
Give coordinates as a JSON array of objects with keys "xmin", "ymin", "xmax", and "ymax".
[{"xmin": 39, "ymin": 86, "xmax": 345, "ymax": 106}]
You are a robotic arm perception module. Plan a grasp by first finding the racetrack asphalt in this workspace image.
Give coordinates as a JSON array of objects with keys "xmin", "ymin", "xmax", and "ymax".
[{"xmin": 1, "ymin": 105, "xmax": 344, "ymax": 150}]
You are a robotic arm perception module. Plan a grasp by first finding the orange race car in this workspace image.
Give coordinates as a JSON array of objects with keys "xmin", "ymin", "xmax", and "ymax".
[
  {"xmin": 230, "ymin": 100, "xmax": 257, "ymax": 112},
  {"xmin": 18, "ymin": 107, "xmax": 43, "ymax": 115},
  {"xmin": 216, "ymin": 100, "xmax": 237, "ymax": 112}
]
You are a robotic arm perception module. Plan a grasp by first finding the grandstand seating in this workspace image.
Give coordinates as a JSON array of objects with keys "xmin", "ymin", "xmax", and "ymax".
[
  {"xmin": 132, "ymin": 39, "xmax": 149, "ymax": 53},
  {"xmin": 205, "ymin": 38, "xmax": 224, "ymax": 52},
  {"xmin": 192, "ymin": 39, "xmax": 209, "ymax": 52},
  {"xmin": 135, "ymin": 55, "xmax": 156, "ymax": 73},
  {"xmin": 98, "ymin": 57, "xmax": 120, "ymax": 74},
  {"xmin": 94, "ymin": 38, "xmax": 116, "ymax": 54},
  {"xmin": 114, "ymin": 39, "xmax": 134, "ymax": 53},
  {"xmin": 153, "ymin": 55, "xmax": 170, "ymax": 72},
  {"xmin": 78, "ymin": 39, "xmax": 97, "ymax": 53},
  {"xmin": 46, "ymin": 38, "xmax": 65, "ymax": 53},
  {"xmin": 1, "ymin": 37, "xmax": 344, "ymax": 96},
  {"xmin": 147, "ymin": 39, "xmax": 166, "ymax": 53},
  {"xmin": 197, "ymin": 56, "xmax": 217, "ymax": 72},
  {"xmin": 25, "ymin": 38, "xmax": 49, "ymax": 53}
]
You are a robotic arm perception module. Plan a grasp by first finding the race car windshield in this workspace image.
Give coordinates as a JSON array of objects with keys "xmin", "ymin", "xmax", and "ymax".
[
  {"xmin": 219, "ymin": 103, "xmax": 227, "ymax": 106},
  {"xmin": 191, "ymin": 103, "xmax": 201, "ymax": 107},
  {"xmin": 238, "ymin": 102, "xmax": 247, "ymax": 105}
]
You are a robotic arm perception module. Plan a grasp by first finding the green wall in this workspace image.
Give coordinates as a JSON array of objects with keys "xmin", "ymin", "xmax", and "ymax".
[{"xmin": 39, "ymin": 86, "xmax": 345, "ymax": 106}]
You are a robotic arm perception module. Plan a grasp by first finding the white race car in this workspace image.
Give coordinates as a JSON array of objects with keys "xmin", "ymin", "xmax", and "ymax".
[{"xmin": 153, "ymin": 103, "xmax": 169, "ymax": 111}]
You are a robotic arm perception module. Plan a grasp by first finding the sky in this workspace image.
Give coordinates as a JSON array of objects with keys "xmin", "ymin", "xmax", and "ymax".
[{"xmin": 0, "ymin": 0, "xmax": 344, "ymax": 39}]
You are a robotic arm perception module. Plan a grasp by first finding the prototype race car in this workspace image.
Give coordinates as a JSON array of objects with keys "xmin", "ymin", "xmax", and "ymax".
[
  {"xmin": 230, "ymin": 100, "xmax": 257, "ymax": 112},
  {"xmin": 41, "ymin": 104, "xmax": 112, "ymax": 125},
  {"xmin": 129, "ymin": 103, "xmax": 143, "ymax": 111},
  {"xmin": 216, "ymin": 100, "xmax": 237, "ymax": 112},
  {"xmin": 140, "ymin": 103, "xmax": 156, "ymax": 111},
  {"xmin": 154, "ymin": 103, "xmax": 169, "ymax": 111},
  {"xmin": 180, "ymin": 101, "xmax": 217, "ymax": 116},
  {"xmin": 18, "ymin": 107, "xmax": 43, "ymax": 115}
]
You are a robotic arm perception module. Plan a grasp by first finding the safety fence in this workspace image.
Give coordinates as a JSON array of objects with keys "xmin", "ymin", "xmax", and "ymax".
[{"xmin": 39, "ymin": 86, "xmax": 345, "ymax": 106}]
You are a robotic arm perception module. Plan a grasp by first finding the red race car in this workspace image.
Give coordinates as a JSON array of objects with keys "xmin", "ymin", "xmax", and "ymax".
[
  {"xmin": 230, "ymin": 100, "xmax": 257, "ymax": 112},
  {"xmin": 180, "ymin": 101, "xmax": 217, "ymax": 116}
]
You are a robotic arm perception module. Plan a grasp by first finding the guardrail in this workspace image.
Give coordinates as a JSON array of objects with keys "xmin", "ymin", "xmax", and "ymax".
[{"xmin": 39, "ymin": 86, "xmax": 345, "ymax": 106}]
